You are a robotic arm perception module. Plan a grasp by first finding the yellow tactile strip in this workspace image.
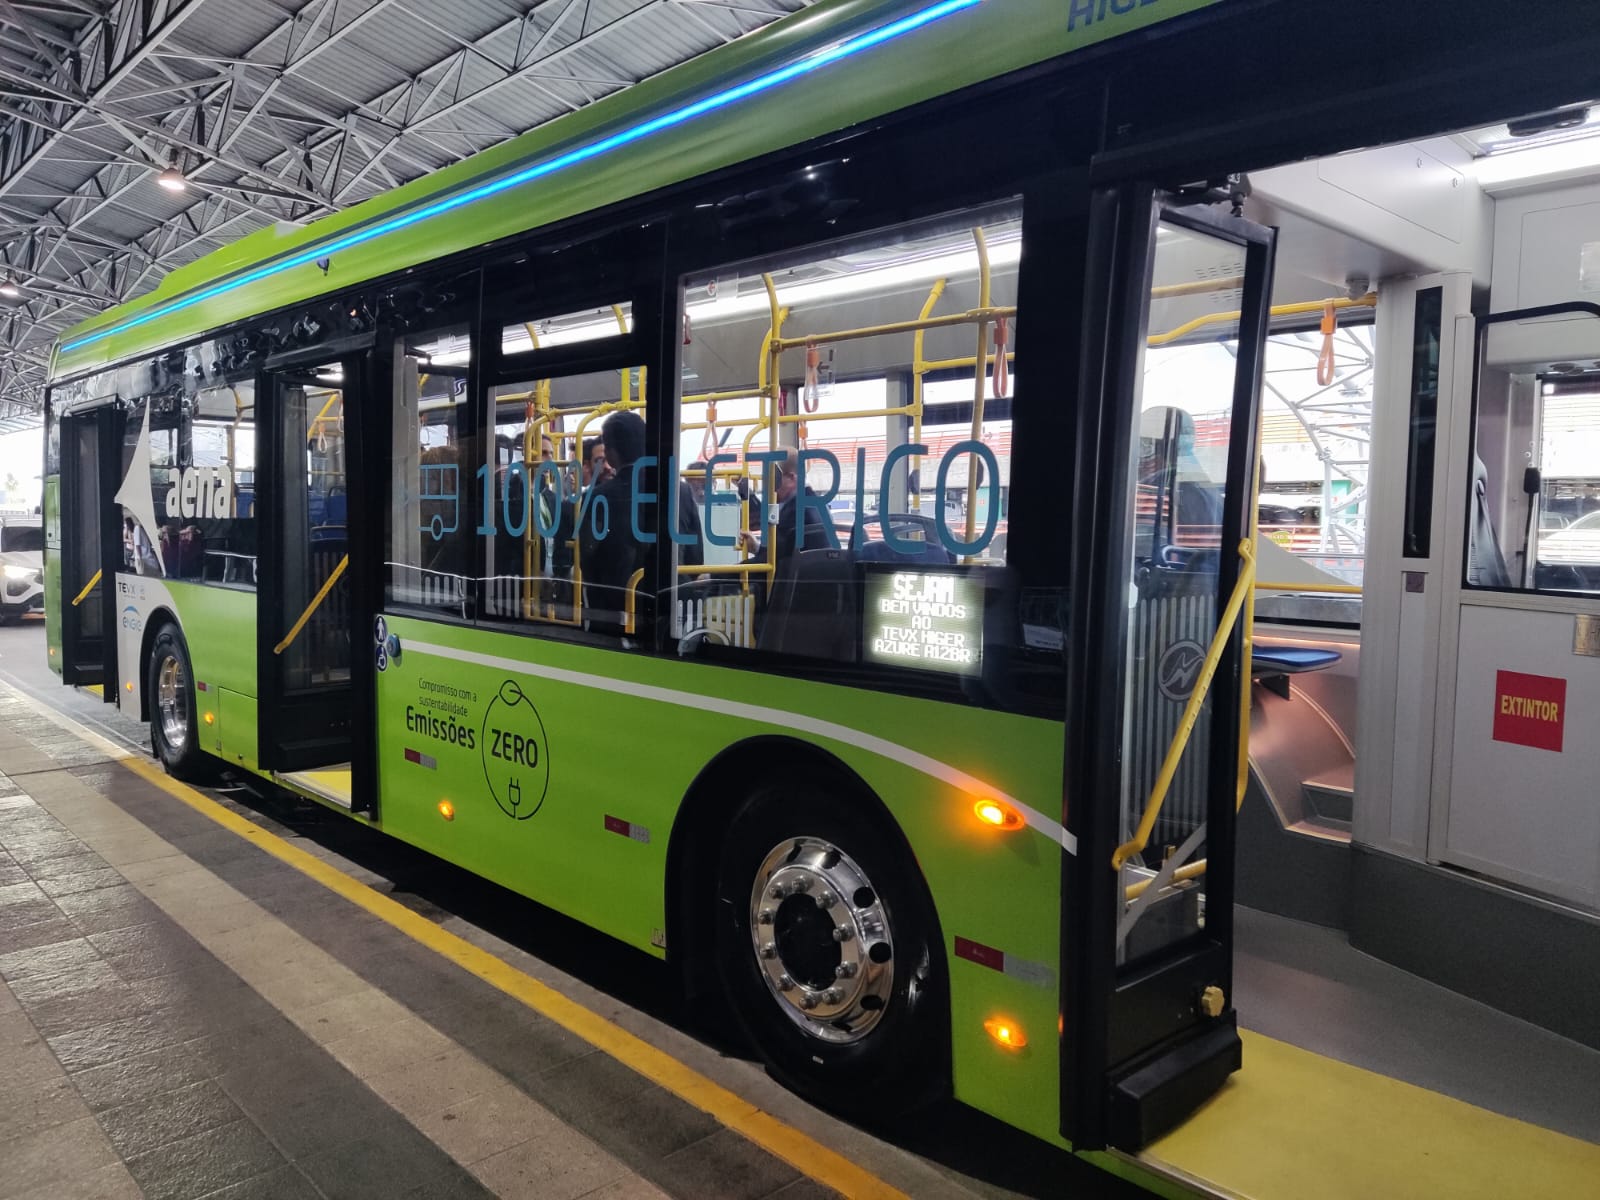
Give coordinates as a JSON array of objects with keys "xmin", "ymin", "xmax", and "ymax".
[
  {"xmin": 1146, "ymin": 1028, "xmax": 1600, "ymax": 1200},
  {"xmin": 115, "ymin": 752, "xmax": 908, "ymax": 1200}
]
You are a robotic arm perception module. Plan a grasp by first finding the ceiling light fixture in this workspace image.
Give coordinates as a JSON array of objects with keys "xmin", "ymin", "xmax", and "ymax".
[
  {"xmin": 0, "ymin": 279, "xmax": 19, "ymax": 298},
  {"xmin": 157, "ymin": 165, "xmax": 187, "ymax": 192}
]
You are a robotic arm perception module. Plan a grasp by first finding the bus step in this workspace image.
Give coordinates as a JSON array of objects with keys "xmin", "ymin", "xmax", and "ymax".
[{"xmin": 1301, "ymin": 779, "xmax": 1353, "ymax": 827}]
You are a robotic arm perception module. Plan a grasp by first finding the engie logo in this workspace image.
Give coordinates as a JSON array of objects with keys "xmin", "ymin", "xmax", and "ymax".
[
  {"xmin": 480, "ymin": 679, "xmax": 550, "ymax": 820},
  {"xmin": 165, "ymin": 465, "xmax": 234, "ymax": 520},
  {"xmin": 121, "ymin": 605, "xmax": 143, "ymax": 633},
  {"xmin": 1158, "ymin": 639, "xmax": 1206, "ymax": 703}
]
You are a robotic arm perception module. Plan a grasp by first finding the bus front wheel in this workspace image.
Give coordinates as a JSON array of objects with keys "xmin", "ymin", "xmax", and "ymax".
[
  {"xmin": 714, "ymin": 780, "xmax": 947, "ymax": 1118},
  {"xmin": 147, "ymin": 623, "xmax": 216, "ymax": 782}
]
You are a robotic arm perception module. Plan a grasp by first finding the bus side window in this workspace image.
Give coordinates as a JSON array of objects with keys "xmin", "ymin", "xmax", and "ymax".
[
  {"xmin": 671, "ymin": 200, "xmax": 1023, "ymax": 692},
  {"xmin": 387, "ymin": 325, "xmax": 476, "ymax": 617}
]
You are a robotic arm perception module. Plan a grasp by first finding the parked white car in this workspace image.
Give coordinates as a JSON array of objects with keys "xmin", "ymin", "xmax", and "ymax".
[{"xmin": 0, "ymin": 517, "xmax": 43, "ymax": 622}]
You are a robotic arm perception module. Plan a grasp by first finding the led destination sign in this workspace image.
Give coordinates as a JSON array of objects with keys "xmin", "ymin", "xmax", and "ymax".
[{"xmin": 864, "ymin": 569, "xmax": 983, "ymax": 677}]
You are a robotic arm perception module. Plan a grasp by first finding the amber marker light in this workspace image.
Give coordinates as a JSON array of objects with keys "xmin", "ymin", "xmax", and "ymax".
[
  {"xmin": 125, "ymin": 680, "xmax": 134, "ymax": 692},
  {"xmin": 437, "ymin": 800, "xmax": 455, "ymax": 821},
  {"xmin": 203, "ymin": 712, "xmax": 214, "ymax": 725},
  {"xmin": 984, "ymin": 1017, "xmax": 1028, "ymax": 1050},
  {"xmin": 973, "ymin": 799, "xmax": 1024, "ymax": 831}
]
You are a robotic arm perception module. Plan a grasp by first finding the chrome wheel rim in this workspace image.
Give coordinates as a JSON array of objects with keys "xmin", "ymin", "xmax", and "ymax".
[
  {"xmin": 156, "ymin": 654, "xmax": 188, "ymax": 752},
  {"xmin": 748, "ymin": 837, "xmax": 894, "ymax": 1043}
]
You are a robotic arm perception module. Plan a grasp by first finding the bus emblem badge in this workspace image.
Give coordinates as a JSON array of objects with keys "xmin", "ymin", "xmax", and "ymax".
[
  {"xmin": 481, "ymin": 679, "xmax": 551, "ymax": 820},
  {"xmin": 1157, "ymin": 639, "xmax": 1206, "ymax": 703}
]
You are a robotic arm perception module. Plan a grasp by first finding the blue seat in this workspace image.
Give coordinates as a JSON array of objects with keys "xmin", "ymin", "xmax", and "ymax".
[{"xmin": 1252, "ymin": 645, "xmax": 1341, "ymax": 675}]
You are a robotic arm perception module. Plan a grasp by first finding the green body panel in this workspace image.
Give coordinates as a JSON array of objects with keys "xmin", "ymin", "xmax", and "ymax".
[
  {"xmin": 154, "ymin": 583, "xmax": 257, "ymax": 697},
  {"xmin": 43, "ymin": 475, "xmax": 62, "ymax": 675},
  {"xmin": 374, "ymin": 612, "xmax": 1066, "ymax": 1143},
  {"xmin": 216, "ymin": 689, "xmax": 259, "ymax": 771},
  {"xmin": 49, "ymin": 0, "xmax": 1220, "ymax": 384}
]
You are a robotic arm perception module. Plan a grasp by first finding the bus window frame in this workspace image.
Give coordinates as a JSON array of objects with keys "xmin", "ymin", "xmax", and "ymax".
[{"xmin": 1462, "ymin": 302, "xmax": 1600, "ymax": 600}]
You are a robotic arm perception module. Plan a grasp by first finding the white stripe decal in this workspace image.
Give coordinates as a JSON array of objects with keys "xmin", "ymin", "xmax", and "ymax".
[{"xmin": 406, "ymin": 639, "xmax": 1076, "ymax": 855}]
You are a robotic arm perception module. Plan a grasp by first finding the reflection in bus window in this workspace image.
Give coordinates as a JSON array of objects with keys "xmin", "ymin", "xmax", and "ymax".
[
  {"xmin": 671, "ymin": 201, "xmax": 1023, "ymax": 683},
  {"xmin": 1471, "ymin": 313, "xmax": 1600, "ymax": 594},
  {"xmin": 388, "ymin": 326, "xmax": 474, "ymax": 615},
  {"xmin": 477, "ymin": 364, "xmax": 659, "ymax": 642}
]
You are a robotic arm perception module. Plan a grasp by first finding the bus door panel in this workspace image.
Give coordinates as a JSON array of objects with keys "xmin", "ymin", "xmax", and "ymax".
[
  {"xmin": 1430, "ymin": 305, "xmax": 1600, "ymax": 911},
  {"xmin": 257, "ymin": 358, "xmax": 358, "ymax": 772},
  {"xmin": 58, "ymin": 405, "xmax": 122, "ymax": 695},
  {"xmin": 1063, "ymin": 185, "xmax": 1276, "ymax": 1150}
]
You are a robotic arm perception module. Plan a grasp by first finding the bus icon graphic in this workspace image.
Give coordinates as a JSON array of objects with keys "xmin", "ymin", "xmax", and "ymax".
[{"xmin": 420, "ymin": 463, "xmax": 459, "ymax": 540}]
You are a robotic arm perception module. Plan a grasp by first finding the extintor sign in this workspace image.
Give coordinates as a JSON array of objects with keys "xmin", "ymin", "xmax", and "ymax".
[{"xmin": 1492, "ymin": 669, "xmax": 1566, "ymax": 753}]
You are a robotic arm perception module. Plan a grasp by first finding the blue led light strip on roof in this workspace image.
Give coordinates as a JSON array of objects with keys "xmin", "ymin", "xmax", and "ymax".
[{"xmin": 63, "ymin": 0, "xmax": 983, "ymax": 355}]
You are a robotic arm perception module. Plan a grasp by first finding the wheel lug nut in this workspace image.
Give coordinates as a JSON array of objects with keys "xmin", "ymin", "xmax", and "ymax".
[
  {"xmin": 823, "ymin": 988, "xmax": 844, "ymax": 1004},
  {"xmin": 798, "ymin": 993, "xmax": 818, "ymax": 1010},
  {"xmin": 790, "ymin": 876, "xmax": 811, "ymax": 893},
  {"xmin": 767, "ymin": 883, "xmax": 785, "ymax": 899},
  {"xmin": 759, "ymin": 942, "xmax": 777, "ymax": 959},
  {"xmin": 835, "ymin": 962, "xmax": 857, "ymax": 979},
  {"xmin": 777, "ymin": 974, "xmax": 794, "ymax": 991},
  {"xmin": 757, "ymin": 908, "xmax": 775, "ymax": 924},
  {"xmin": 815, "ymin": 891, "xmax": 836, "ymax": 909},
  {"xmin": 832, "ymin": 926, "xmax": 853, "ymax": 943}
]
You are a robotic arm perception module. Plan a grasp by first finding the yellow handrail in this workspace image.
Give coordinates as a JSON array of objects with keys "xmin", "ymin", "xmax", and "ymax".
[
  {"xmin": 274, "ymin": 555, "xmax": 349, "ymax": 655},
  {"xmin": 1111, "ymin": 539, "xmax": 1257, "ymax": 871},
  {"xmin": 1148, "ymin": 293, "xmax": 1375, "ymax": 348},
  {"xmin": 623, "ymin": 567, "xmax": 645, "ymax": 635},
  {"xmin": 1255, "ymin": 580, "xmax": 1362, "ymax": 594},
  {"xmin": 70, "ymin": 569, "xmax": 102, "ymax": 607}
]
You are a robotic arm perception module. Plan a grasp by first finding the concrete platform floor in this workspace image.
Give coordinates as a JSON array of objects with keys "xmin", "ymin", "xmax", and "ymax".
[{"xmin": 0, "ymin": 622, "xmax": 1133, "ymax": 1200}]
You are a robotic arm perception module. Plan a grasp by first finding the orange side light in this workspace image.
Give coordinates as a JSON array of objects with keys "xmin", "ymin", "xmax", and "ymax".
[
  {"xmin": 203, "ymin": 712, "xmax": 215, "ymax": 725},
  {"xmin": 437, "ymin": 800, "xmax": 455, "ymax": 821},
  {"xmin": 124, "ymin": 680, "xmax": 134, "ymax": 692},
  {"xmin": 973, "ymin": 799, "xmax": 1024, "ymax": 831},
  {"xmin": 984, "ymin": 1017, "xmax": 1028, "ymax": 1050}
]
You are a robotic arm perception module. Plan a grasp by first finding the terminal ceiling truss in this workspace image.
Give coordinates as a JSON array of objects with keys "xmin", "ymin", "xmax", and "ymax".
[{"xmin": 0, "ymin": 0, "xmax": 813, "ymax": 431}]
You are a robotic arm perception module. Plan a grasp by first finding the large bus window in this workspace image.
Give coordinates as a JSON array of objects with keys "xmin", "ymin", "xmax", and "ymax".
[
  {"xmin": 115, "ymin": 359, "xmax": 255, "ymax": 586},
  {"xmin": 671, "ymin": 201, "xmax": 1022, "ymax": 687},
  {"xmin": 388, "ymin": 326, "xmax": 475, "ymax": 615},
  {"xmin": 1470, "ymin": 310, "xmax": 1600, "ymax": 594},
  {"xmin": 482, "ymin": 365, "xmax": 650, "ymax": 640}
]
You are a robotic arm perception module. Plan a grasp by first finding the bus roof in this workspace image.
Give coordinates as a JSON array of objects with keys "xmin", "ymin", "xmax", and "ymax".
[{"xmin": 48, "ymin": 0, "xmax": 1219, "ymax": 386}]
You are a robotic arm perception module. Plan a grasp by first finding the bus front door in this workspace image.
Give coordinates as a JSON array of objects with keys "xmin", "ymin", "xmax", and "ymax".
[
  {"xmin": 257, "ymin": 358, "xmax": 356, "ymax": 771},
  {"xmin": 57, "ymin": 405, "xmax": 121, "ymax": 695},
  {"xmin": 1064, "ymin": 184, "xmax": 1277, "ymax": 1150}
]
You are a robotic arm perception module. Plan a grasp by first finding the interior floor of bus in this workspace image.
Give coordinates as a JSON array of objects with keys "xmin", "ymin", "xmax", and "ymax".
[{"xmin": 2, "ymin": 623, "xmax": 1596, "ymax": 1200}]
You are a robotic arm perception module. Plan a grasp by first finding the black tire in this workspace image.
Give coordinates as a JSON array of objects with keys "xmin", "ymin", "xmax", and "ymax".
[
  {"xmin": 714, "ymin": 775, "xmax": 948, "ymax": 1118},
  {"xmin": 146, "ymin": 623, "xmax": 218, "ymax": 782}
]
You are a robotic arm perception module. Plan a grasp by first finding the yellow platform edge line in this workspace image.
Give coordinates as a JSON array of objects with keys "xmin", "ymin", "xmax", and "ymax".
[{"xmin": 118, "ymin": 754, "xmax": 908, "ymax": 1200}]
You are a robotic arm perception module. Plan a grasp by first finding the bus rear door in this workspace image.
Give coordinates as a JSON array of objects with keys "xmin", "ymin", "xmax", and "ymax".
[
  {"xmin": 256, "ymin": 353, "xmax": 362, "ymax": 772},
  {"xmin": 57, "ymin": 404, "xmax": 122, "ymax": 695},
  {"xmin": 1064, "ymin": 184, "xmax": 1276, "ymax": 1150}
]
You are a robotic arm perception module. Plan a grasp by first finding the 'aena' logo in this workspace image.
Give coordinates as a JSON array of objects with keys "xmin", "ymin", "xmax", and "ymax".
[
  {"xmin": 1157, "ymin": 639, "xmax": 1206, "ymax": 703},
  {"xmin": 165, "ymin": 465, "xmax": 234, "ymax": 520}
]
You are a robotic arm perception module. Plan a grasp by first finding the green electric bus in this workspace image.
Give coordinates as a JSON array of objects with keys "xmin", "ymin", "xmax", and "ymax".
[{"xmin": 43, "ymin": 0, "xmax": 1600, "ymax": 1171}]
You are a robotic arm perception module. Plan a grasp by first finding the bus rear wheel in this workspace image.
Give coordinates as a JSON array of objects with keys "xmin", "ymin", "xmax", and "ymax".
[
  {"xmin": 147, "ymin": 623, "xmax": 217, "ymax": 783},
  {"xmin": 714, "ymin": 780, "xmax": 947, "ymax": 1118}
]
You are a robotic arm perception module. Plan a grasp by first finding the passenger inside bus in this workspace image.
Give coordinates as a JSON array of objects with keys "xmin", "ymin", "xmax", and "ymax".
[
  {"xmin": 581, "ymin": 412, "xmax": 650, "ymax": 631},
  {"xmin": 738, "ymin": 450, "xmax": 829, "ymax": 563}
]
